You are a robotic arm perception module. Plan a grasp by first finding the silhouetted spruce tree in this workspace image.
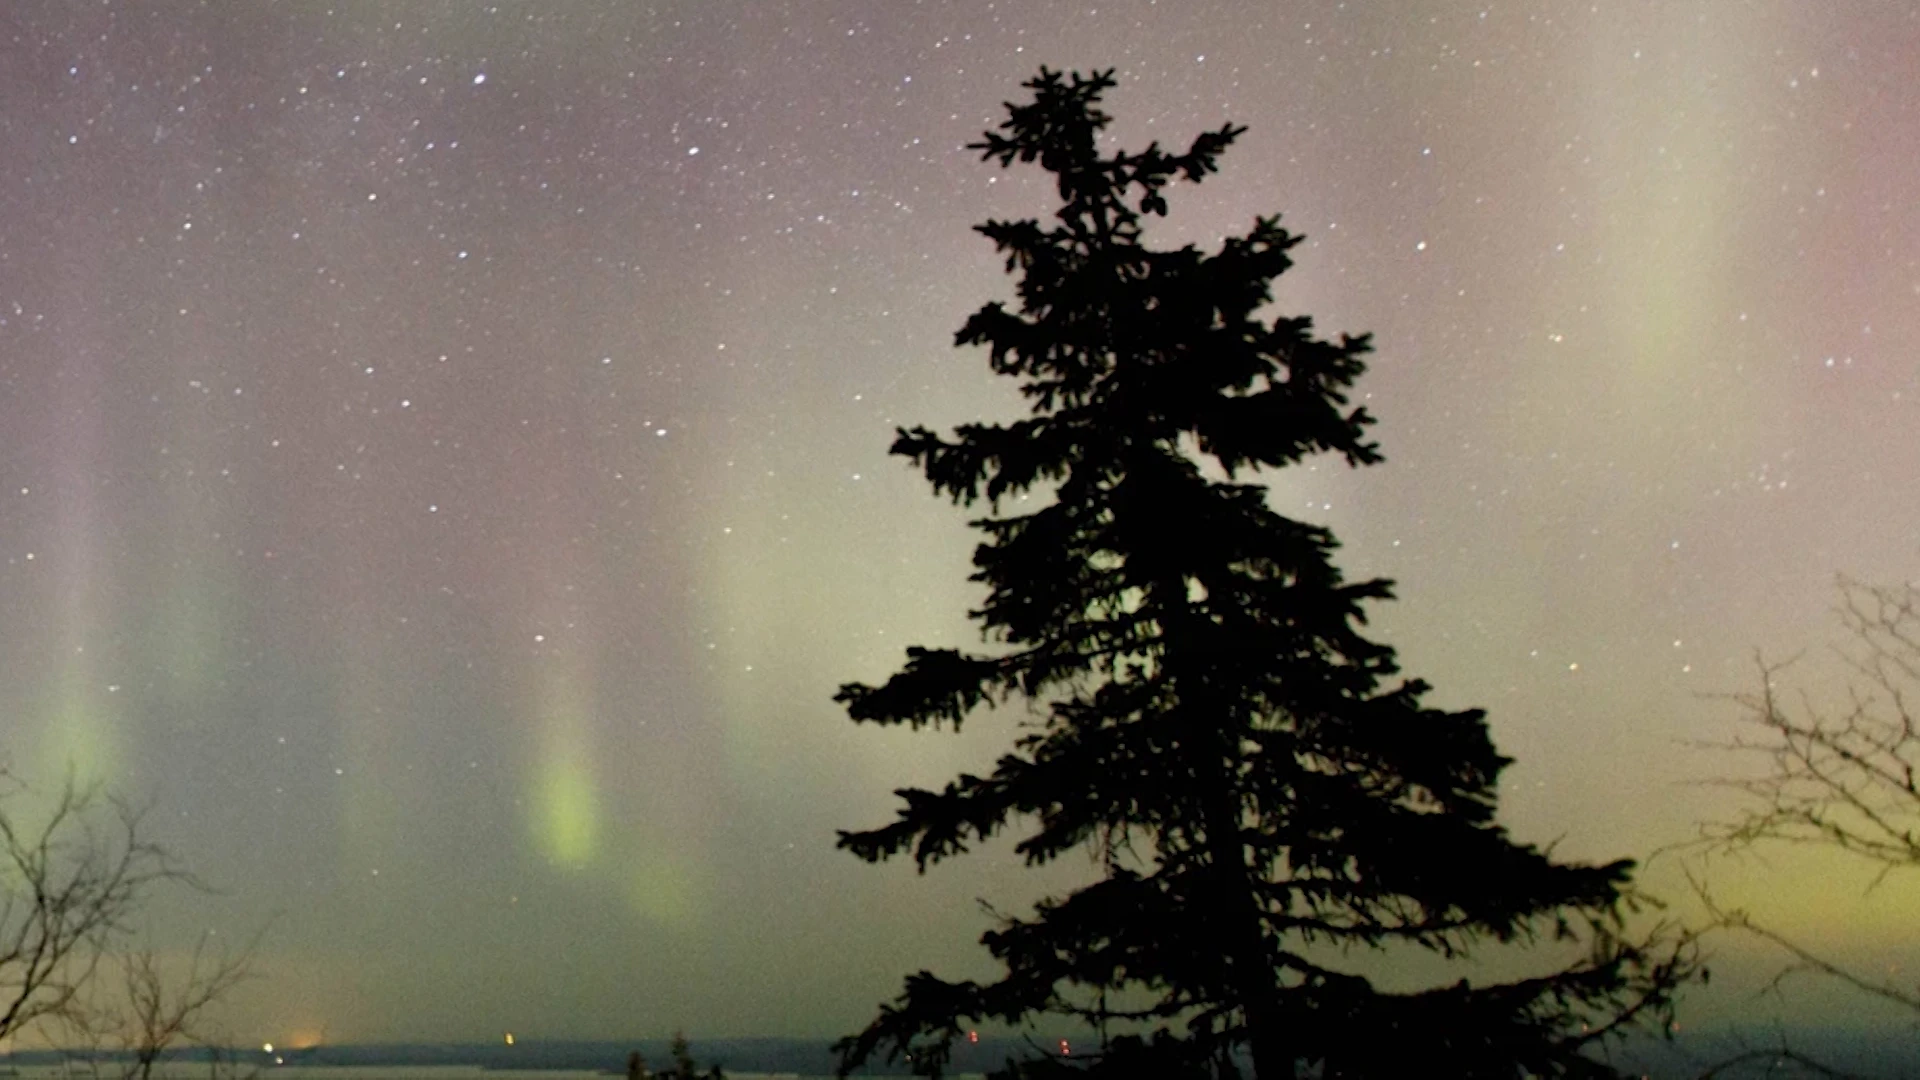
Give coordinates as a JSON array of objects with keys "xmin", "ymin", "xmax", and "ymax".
[
  {"xmin": 663, "ymin": 1031, "xmax": 722, "ymax": 1080},
  {"xmin": 834, "ymin": 70, "xmax": 1694, "ymax": 1080}
]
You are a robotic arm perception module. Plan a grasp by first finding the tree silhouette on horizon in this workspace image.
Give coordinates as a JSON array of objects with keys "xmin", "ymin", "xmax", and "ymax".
[{"xmin": 834, "ymin": 69, "xmax": 1694, "ymax": 1079}]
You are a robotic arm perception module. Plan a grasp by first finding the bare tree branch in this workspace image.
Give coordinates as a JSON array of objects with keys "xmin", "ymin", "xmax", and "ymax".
[
  {"xmin": 0, "ymin": 767, "xmax": 261, "ymax": 1076},
  {"xmin": 0, "ymin": 772, "xmax": 191, "ymax": 1044},
  {"xmin": 1697, "ymin": 578, "xmax": 1920, "ymax": 869},
  {"xmin": 112, "ymin": 927, "xmax": 262, "ymax": 1080},
  {"xmin": 1686, "ymin": 869, "xmax": 1920, "ymax": 1015},
  {"xmin": 1693, "ymin": 1045, "xmax": 1869, "ymax": 1080},
  {"xmin": 1686, "ymin": 576, "xmax": 1920, "ymax": 1076}
]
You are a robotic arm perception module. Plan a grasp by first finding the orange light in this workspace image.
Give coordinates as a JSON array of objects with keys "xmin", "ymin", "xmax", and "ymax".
[{"xmin": 504, "ymin": 1033, "xmax": 515, "ymax": 1046}]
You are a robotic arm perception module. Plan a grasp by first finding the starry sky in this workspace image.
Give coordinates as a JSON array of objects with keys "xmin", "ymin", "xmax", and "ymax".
[{"xmin": 1, "ymin": 0, "xmax": 1917, "ymax": 1048}]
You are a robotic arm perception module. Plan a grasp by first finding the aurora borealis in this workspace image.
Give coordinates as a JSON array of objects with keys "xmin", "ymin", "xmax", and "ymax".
[{"xmin": 0, "ymin": 0, "xmax": 1917, "ymax": 1047}]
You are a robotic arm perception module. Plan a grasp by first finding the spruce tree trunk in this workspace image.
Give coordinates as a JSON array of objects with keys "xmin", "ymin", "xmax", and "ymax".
[
  {"xmin": 1202, "ymin": 775, "xmax": 1292, "ymax": 1079},
  {"xmin": 1223, "ymin": 850, "xmax": 1294, "ymax": 1080},
  {"xmin": 1158, "ymin": 560, "xmax": 1297, "ymax": 1080},
  {"xmin": 1246, "ymin": 1005, "xmax": 1293, "ymax": 1080}
]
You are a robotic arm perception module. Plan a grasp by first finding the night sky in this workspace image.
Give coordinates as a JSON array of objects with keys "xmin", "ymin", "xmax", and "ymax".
[{"xmin": 1, "ymin": 0, "xmax": 1917, "ymax": 1047}]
